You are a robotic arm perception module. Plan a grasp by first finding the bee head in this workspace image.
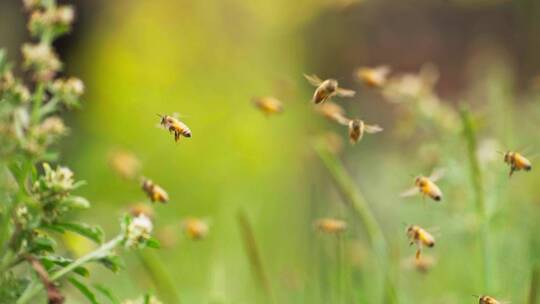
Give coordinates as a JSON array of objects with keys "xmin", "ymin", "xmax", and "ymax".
[
  {"xmin": 325, "ymin": 79, "xmax": 338, "ymax": 91},
  {"xmin": 503, "ymin": 151, "xmax": 511, "ymax": 163}
]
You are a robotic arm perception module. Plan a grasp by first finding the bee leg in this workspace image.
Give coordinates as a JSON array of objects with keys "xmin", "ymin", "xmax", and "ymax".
[
  {"xmin": 174, "ymin": 131, "xmax": 181, "ymax": 142},
  {"xmin": 415, "ymin": 248, "xmax": 421, "ymax": 260},
  {"xmin": 509, "ymin": 167, "xmax": 515, "ymax": 178}
]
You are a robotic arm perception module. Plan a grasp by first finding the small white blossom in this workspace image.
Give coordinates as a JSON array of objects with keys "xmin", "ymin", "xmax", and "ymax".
[{"xmin": 124, "ymin": 214, "xmax": 153, "ymax": 248}]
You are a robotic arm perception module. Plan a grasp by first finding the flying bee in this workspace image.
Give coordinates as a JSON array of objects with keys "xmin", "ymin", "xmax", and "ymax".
[
  {"xmin": 348, "ymin": 118, "xmax": 383, "ymax": 144},
  {"xmin": 314, "ymin": 218, "xmax": 347, "ymax": 234},
  {"xmin": 141, "ymin": 178, "xmax": 169, "ymax": 204},
  {"xmin": 355, "ymin": 65, "xmax": 391, "ymax": 88},
  {"xmin": 315, "ymin": 102, "xmax": 349, "ymax": 125},
  {"xmin": 503, "ymin": 151, "xmax": 532, "ymax": 177},
  {"xmin": 401, "ymin": 168, "xmax": 444, "ymax": 201},
  {"xmin": 304, "ymin": 74, "xmax": 355, "ymax": 104},
  {"xmin": 157, "ymin": 114, "xmax": 191, "ymax": 142},
  {"xmin": 252, "ymin": 96, "xmax": 283, "ymax": 116},
  {"xmin": 475, "ymin": 295, "xmax": 507, "ymax": 304},
  {"xmin": 402, "ymin": 254, "xmax": 436, "ymax": 273},
  {"xmin": 129, "ymin": 202, "xmax": 155, "ymax": 219},
  {"xmin": 406, "ymin": 225, "xmax": 435, "ymax": 260},
  {"xmin": 182, "ymin": 217, "xmax": 209, "ymax": 240}
]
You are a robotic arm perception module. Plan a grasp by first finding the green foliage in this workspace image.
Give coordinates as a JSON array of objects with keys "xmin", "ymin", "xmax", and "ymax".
[{"xmin": 0, "ymin": 1, "xmax": 159, "ymax": 303}]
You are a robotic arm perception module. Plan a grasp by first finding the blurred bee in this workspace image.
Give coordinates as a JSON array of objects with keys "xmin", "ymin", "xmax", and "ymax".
[
  {"xmin": 141, "ymin": 178, "xmax": 169, "ymax": 204},
  {"xmin": 348, "ymin": 119, "xmax": 383, "ymax": 144},
  {"xmin": 252, "ymin": 96, "xmax": 283, "ymax": 116},
  {"xmin": 355, "ymin": 65, "xmax": 391, "ymax": 88},
  {"xmin": 108, "ymin": 149, "xmax": 141, "ymax": 180},
  {"xmin": 474, "ymin": 295, "xmax": 507, "ymax": 304},
  {"xmin": 401, "ymin": 168, "xmax": 444, "ymax": 201},
  {"xmin": 402, "ymin": 254, "xmax": 436, "ymax": 273},
  {"xmin": 304, "ymin": 74, "xmax": 355, "ymax": 104},
  {"xmin": 406, "ymin": 225, "xmax": 435, "ymax": 260},
  {"xmin": 157, "ymin": 114, "xmax": 191, "ymax": 142},
  {"xmin": 182, "ymin": 217, "xmax": 209, "ymax": 240},
  {"xmin": 129, "ymin": 202, "xmax": 155, "ymax": 218},
  {"xmin": 503, "ymin": 151, "xmax": 532, "ymax": 177},
  {"xmin": 316, "ymin": 102, "xmax": 349, "ymax": 125},
  {"xmin": 314, "ymin": 218, "xmax": 347, "ymax": 234}
]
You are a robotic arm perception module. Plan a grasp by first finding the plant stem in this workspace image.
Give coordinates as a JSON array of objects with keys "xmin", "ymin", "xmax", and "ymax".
[
  {"xmin": 237, "ymin": 209, "xmax": 274, "ymax": 304},
  {"xmin": 16, "ymin": 234, "xmax": 124, "ymax": 304},
  {"xmin": 460, "ymin": 106, "xmax": 490, "ymax": 291},
  {"xmin": 136, "ymin": 250, "xmax": 182, "ymax": 304},
  {"xmin": 314, "ymin": 142, "xmax": 397, "ymax": 304},
  {"xmin": 31, "ymin": 83, "xmax": 45, "ymax": 124}
]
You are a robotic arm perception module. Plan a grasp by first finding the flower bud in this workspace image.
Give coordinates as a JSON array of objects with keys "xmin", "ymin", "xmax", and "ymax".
[{"xmin": 21, "ymin": 43, "xmax": 61, "ymax": 81}]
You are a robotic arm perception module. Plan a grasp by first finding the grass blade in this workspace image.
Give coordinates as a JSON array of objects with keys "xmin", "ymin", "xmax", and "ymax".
[
  {"xmin": 237, "ymin": 209, "xmax": 274, "ymax": 304},
  {"xmin": 314, "ymin": 141, "xmax": 397, "ymax": 304}
]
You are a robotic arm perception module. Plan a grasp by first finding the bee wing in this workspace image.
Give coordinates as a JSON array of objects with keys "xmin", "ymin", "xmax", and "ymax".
[
  {"xmin": 364, "ymin": 124, "xmax": 383, "ymax": 134},
  {"xmin": 400, "ymin": 187, "xmax": 420, "ymax": 198},
  {"xmin": 428, "ymin": 168, "xmax": 445, "ymax": 182},
  {"xmin": 336, "ymin": 87, "xmax": 356, "ymax": 98},
  {"xmin": 304, "ymin": 74, "xmax": 323, "ymax": 86}
]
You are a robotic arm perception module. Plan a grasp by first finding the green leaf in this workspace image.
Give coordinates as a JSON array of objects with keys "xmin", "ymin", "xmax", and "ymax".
[
  {"xmin": 40, "ymin": 256, "xmax": 89, "ymax": 277},
  {"xmin": 95, "ymin": 255, "xmax": 124, "ymax": 273},
  {"xmin": 93, "ymin": 284, "xmax": 120, "ymax": 304},
  {"xmin": 31, "ymin": 235, "xmax": 57, "ymax": 253},
  {"xmin": 145, "ymin": 237, "xmax": 161, "ymax": 249},
  {"xmin": 68, "ymin": 277, "xmax": 99, "ymax": 304},
  {"xmin": 55, "ymin": 222, "xmax": 104, "ymax": 243},
  {"xmin": 63, "ymin": 196, "xmax": 91, "ymax": 209}
]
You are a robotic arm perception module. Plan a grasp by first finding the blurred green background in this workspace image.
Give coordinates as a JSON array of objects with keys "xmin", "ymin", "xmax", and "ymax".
[{"xmin": 2, "ymin": 0, "xmax": 540, "ymax": 303}]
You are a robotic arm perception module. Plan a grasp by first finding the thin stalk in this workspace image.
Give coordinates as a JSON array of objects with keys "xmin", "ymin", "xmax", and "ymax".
[
  {"xmin": 16, "ymin": 234, "xmax": 124, "ymax": 304},
  {"xmin": 136, "ymin": 250, "xmax": 181, "ymax": 304},
  {"xmin": 460, "ymin": 106, "xmax": 490, "ymax": 291},
  {"xmin": 314, "ymin": 142, "xmax": 397, "ymax": 304},
  {"xmin": 529, "ymin": 265, "xmax": 539, "ymax": 304},
  {"xmin": 237, "ymin": 209, "xmax": 273, "ymax": 304},
  {"xmin": 335, "ymin": 234, "xmax": 346, "ymax": 304}
]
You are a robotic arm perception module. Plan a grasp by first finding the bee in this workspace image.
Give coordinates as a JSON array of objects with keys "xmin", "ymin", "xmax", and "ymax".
[
  {"xmin": 314, "ymin": 218, "xmax": 347, "ymax": 234},
  {"xmin": 157, "ymin": 114, "xmax": 191, "ymax": 142},
  {"xmin": 108, "ymin": 149, "xmax": 141, "ymax": 180},
  {"xmin": 252, "ymin": 96, "xmax": 283, "ymax": 116},
  {"xmin": 129, "ymin": 202, "xmax": 155, "ymax": 218},
  {"xmin": 141, "ymin": 178, "xmax": 169, "ymax": 203},
  {"xmin": 315, "ymin": 102, "xmax": 349, "ymax": 125},
  {"xmin": 503, "ymin": 151, "xmax": 532, "ymax": 177},
  {"xmin": 348, "ymin": 119, "xmax": 383, "ymax": 144},
  {"xmin": 475, "ymin": 295, "xmax": 507, "ymax": 304},
  {"xmin": 355, "ymin": 65, "xmax": 391, "ymax": 88},
  {"xmin": 406, "ymin": 225, "xmax": 435, "ymax": 260},
  {"xmin": 182, "ymin": 217, "xmax": 209, "ymax": 240},
  {"xmin": 401, "ymin": 169, "xmax": 444, "ymax": 201},
  {"xmin": 402, "ymin": 254, "xmax": 436, "ymax": 273},
  {"xmin": 304, "ymin": 74, "xmax": 355, "ymax": 104}
]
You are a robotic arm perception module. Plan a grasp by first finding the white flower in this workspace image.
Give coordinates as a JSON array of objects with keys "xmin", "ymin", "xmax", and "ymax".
[{"xmin": 124, "ymin": 214, "xmax": 153, "ymax": 248}]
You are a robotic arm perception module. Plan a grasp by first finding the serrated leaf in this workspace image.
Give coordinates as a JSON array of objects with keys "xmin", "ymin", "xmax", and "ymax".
[
  {"xmin": 68, "ymin": 277, "xmax": 98, "ymax": 304},
  {"xmin": 55, "ymin": 222, "xmax": 104, "ymax": 243},
  {"xmin": 93, "ymin": 284, "xmax": 120, "ymax": 304}
]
